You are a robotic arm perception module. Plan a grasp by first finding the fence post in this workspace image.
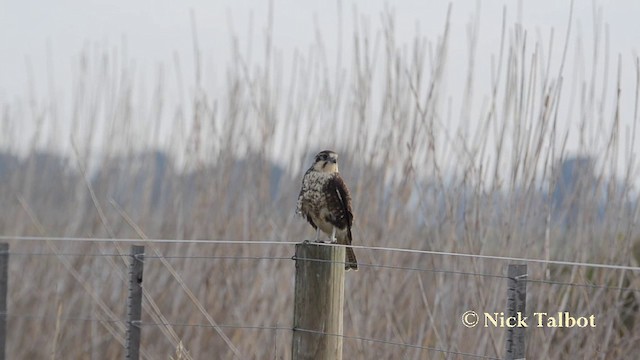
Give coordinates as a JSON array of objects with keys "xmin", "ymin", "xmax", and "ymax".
[
  {"xmin": 505, "ymin": 264, "xmax": 527, "ymax": 360},
  {"xmin": 292, "ymin": 242, "xmax": 345, "ymax": 360},
  {"xmin": 126, "ymin": 245, "xmax": 144, "ymax": 360},
  {"xmin": 0, "ymin": 243, "xmax": 8, "ymax": 360}
]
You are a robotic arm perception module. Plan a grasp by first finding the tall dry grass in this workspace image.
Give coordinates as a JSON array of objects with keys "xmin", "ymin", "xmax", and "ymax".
[{"xmin": 1, "ymin": 5, "xmax": 639, "ymax": 359}]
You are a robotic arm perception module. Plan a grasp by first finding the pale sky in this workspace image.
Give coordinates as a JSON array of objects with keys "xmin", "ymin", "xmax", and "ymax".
[
  {"xmin": 2, "ymin": 1, "xmax": 640, "ymax": 175},
  {"xmin": 3, "ymin": 1, "xmax": 639, "ymax": 98}
]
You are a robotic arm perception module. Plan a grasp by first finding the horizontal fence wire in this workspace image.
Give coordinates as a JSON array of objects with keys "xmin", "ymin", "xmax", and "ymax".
[
  {"xmin": 0, "ymin": 236, "xmax": 298, "ymax": 246},
  {"xmin": 0, "ymin": 312, "xmax": 499, "ymax": 359},
  {"xmin": 1, "ymin": 237, "xmax": 637, "ymax": 358},
  {"xmin": 3, "ymin": 250, "xmax": 640, "ymax": 293},
  {"xmin": 523, "ymin": 278, "xmax": 640, "ymax": 292},
  {"xmin": 6, "ymin": 252, "xmax": 293, "ymax": 261},
  {"xmin": 0, "ymin": 312, "xmax": 284, "ymax": 330},
  {"xmin": 292, "ymin": 328, "xmax": 501, "ymax": 360},
  {"xmin": 0, "ymin": 312, "xmax": 124, "ymax": 323},
  {"xmin": 1, "ymin": 235, "xmax": 638, "ymax": 272}
]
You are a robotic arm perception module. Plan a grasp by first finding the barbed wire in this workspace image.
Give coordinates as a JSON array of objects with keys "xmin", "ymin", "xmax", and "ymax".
[{"xmin": 1, "ymin": 235, "xmax": 638, "ymax": 272}]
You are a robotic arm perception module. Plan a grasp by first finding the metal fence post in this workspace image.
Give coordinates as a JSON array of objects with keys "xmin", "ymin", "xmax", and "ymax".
[
  {"xmin": 292, "ymin": 242, "xmax": 345, "ymax": 360},
  {"xmin": 0, "ymin": 243, "xmax": 8, "ymax": 360},
  {"xmin": 126, "ymin": 245, "xmax": 144, "ymax": 360},
  {"xmin": 505, "ymin": 264, "xmax": 527, "ymax": 360}
]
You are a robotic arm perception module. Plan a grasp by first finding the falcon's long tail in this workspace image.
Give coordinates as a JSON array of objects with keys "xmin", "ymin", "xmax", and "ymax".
[
  {"xmin": 344, "ymin": 228, "xmax": 358, "ymax": 271},
  {"xmin": 345, "ymin": 247, "xmax": 358, "ymax": 271}
]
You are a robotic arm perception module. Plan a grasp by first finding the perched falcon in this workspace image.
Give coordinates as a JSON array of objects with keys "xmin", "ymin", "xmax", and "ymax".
[{"xmin": 296, "ymin": 150, "xmax": 358, "ymax": 270}]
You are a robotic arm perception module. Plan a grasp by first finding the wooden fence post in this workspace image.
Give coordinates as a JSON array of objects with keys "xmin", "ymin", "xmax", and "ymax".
[
  {"xmin": 126, "ymin": 245, "xmax": 144, "ymax": 360},
  {"xmin": 292, "ymin": 242, "xmax": 345, "ymax": 360},
  {"xmin": 505, "ymin": 264, "xmax": 527, "ymax": 360},
  {"xmin": 0, "ymin": 243, "xmax": 8, "ymax": 360}
]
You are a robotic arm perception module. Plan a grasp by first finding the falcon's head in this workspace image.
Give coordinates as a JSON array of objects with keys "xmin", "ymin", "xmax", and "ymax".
[{"xmin": 312, "ymin": 150, "xmax": 339, "ymax": 173}]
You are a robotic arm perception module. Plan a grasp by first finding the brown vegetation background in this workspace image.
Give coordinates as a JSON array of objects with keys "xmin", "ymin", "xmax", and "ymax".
[{"xmin": 1, "ymin": 8, "xmax": 639, "ymax": 359}]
